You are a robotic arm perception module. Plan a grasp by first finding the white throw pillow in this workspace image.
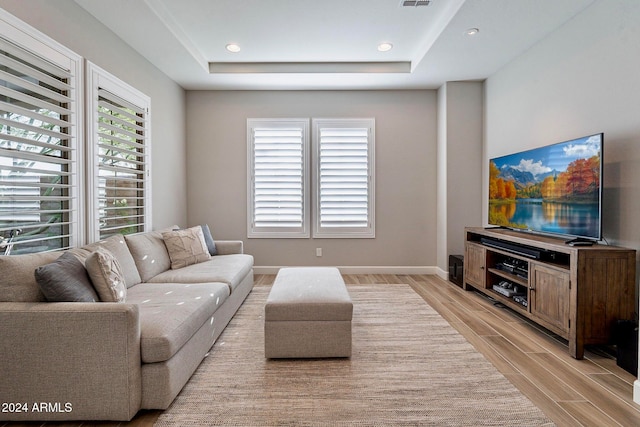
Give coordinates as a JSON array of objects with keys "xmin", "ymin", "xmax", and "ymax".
[
  {"xmin": 162, "ymin": 225, "xmax": 211, "ymax": 270},
  {"xmin": 85, "ymin": 247, "xmax": 127, "ymax": 302}
]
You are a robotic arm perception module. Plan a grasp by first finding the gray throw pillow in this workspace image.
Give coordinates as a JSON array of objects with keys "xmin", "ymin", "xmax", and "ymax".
[
  {"xmin": 201, "ymin": 224, "xmax": 217, "ymax": 256},
  {"xmin": 34, "ymin": 252, "xmax": 99, "ymax": 302}
]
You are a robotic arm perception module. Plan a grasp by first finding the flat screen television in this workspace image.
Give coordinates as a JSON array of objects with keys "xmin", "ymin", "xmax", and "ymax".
[{"xmin": 488, "ymin": 133, "xmax": 603, "ymax": 241}]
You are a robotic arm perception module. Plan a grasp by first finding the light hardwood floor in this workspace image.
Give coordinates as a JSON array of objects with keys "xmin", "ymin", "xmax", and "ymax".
[{"xmin": 3, "ymin": 273, "xmax": 640, "ymax": 426}]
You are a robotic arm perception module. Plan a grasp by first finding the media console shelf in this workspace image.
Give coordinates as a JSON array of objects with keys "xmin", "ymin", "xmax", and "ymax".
[{"xmin": 464, "ymin": 227, "xmax": 636, "ymax": 359}]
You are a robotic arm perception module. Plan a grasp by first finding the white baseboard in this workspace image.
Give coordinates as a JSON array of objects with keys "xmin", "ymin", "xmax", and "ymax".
[
  {"xmin": 634, "ymin": 380, "xmax": 640, "ymax": 405},
  {"xmin": 435, "ymin": 267, "xmax": 449, "ymax": 281},
  {"xmin": 253, "ymin": 266, "xmax": 437, "ymax": 275}
]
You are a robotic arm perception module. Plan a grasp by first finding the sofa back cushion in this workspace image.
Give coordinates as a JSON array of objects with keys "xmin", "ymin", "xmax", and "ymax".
[
  {"xmin": 0, "ymin": 252, "xmax": 62, "ymax": 302},
  {"xmin": 124, "ymin": 227, "xmax": 174, "ymax": 282},
  {"xmin": 69, "ymin": 235, "xmax": 142, "ymax": 288}
]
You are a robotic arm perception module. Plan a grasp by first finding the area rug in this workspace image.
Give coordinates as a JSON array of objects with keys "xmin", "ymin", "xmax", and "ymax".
[{"xmin": 155, "ymin": 284, "xmax": 554, "ymax": 426}]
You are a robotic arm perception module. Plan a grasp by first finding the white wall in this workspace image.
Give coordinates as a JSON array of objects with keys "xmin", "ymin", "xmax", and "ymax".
[
  {"xmin": 0, "ymin": 0, "xmax": 188, "ymax": 232},
  {"xmin": 484, "ymin": 0, "xmax": 640, "ymax": 401},
  {"xmin": 186, "ymin": 90, "xmax": 436, "ymax": 271}
]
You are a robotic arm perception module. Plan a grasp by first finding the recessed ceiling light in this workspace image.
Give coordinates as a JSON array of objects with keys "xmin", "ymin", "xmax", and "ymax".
[
  {"xmin": 226, "ymin": 43, "xmax": 241, "ymax": 53},
  {"xmin": 377, "ymin": 42, "xmax": 393, "ymax": 52},
  {"xmin": 465, "ymin": 28, "xmax": 480, "ymax": 36}
]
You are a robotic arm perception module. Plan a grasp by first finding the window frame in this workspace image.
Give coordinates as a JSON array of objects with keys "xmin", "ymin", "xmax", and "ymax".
[
  {"xmin": 86, "ymin": 61, "xmax": 152, "ymax": 242},
  {"xmin": 312, "ymin": 118, "xmax": 375, "ymax": 239},
  {"xmin": 247, "ymin": 118, "xmax": 310, "ymax": 238}
]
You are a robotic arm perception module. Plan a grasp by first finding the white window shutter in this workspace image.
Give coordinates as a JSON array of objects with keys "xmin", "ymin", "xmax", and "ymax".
[
  {"xmin": 248, "ymin": 119, "xmax": 309, "ymax": 238},
  {"xmin": 87, "ymin": 62, "xmax": 151, "ymax": 241},
  {"xmin": 0, "ymin": 18, "xmax": 82, "ymax": 254},
  {"xmin": 313, "ymin": 119, "xmax": 375, "ymax": 238}
]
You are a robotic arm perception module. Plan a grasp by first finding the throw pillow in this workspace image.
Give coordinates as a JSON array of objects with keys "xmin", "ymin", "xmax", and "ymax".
[
  {"xmin": 200, "ymin": 224, "xmax": 217, "ymax": 256},
  {"xmin": 34, "ymin": 252, "xmax": 99, "ymax": 302},
  {"xmin": 85, "ymin": 247, "xmax": 127, "ymax": 302},
  {"xmin": 162, "ymin": 225, "xmax": 211, "ymax": 269}
]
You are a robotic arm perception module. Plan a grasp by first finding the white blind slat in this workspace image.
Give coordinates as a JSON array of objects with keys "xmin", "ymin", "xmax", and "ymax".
[
  {"xmin": 0, "ymin": 36, "xmax": 71, "ymax": 77},
  {"xmin": 0, "ymin": 85, "xmax": 72, "ymax": 117},
  {"xmin": 98, "ymin": 130, "xmax": 145, "ymax": 150},
  {"xmin": 98, "ymin": 89, "xmax": 146, "ymax": 115},
  {"xmin": 98, "ymin": 110, "xmax": 145, "ymax": 133}
]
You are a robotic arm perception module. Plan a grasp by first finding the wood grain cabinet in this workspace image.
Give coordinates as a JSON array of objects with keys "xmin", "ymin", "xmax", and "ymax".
[
  {"xmin": 463, "ymin": 242, "xmax": 486, "ymax": 289},
  {"xmin": 463, "ymin": 227, "xmax": 636, "ymax": 359}
]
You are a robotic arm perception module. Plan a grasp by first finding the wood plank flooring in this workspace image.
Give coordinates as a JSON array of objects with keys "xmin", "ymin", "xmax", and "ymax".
[{"xmin": 3, "ymin": 273, "xmax": 639, "ymax": 426}]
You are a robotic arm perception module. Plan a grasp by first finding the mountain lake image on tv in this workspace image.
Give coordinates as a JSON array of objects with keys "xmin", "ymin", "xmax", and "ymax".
[{"xmin": 489, "ymin": 133, "xmax": 603, "ymax": 240}]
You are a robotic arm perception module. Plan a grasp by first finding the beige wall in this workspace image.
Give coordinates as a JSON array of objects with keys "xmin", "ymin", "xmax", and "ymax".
[
  {"xmin": 0, "ymin": 0, "xmax": 188, "ymax": 234},
  {"xmin": 484, "ymin": 0, "xmax": 640, "ymax": 399},
  {"xmin": 186, "ymin": 90, "xmax": 436, "ymax": 270},
  {"xmin": 485, "ymin": 0, "xmax": 640, "ymax": 250},
  {"xmin": 437, "ymin": 82, "xmax": 483, "ymax": 278}
]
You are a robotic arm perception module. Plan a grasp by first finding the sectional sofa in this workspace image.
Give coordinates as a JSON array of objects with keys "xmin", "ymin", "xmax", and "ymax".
[{"xmin": 0, "ymin": 225, "xmax": 254, "ymax": 421}]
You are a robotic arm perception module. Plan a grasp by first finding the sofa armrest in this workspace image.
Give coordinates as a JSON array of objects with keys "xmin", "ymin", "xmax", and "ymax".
[
  {"xmin": 0, "ymin": 302, "xmax": 141, "ymax": 421},
  {"xmin": 215, "ymin": 240, "xmax": 244, "ymax": 255}
]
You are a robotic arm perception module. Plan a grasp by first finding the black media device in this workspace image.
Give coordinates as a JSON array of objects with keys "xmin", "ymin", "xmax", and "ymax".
[{"xmin": 480, "ymin": 237, "xmax": 544, "ymax": 259}]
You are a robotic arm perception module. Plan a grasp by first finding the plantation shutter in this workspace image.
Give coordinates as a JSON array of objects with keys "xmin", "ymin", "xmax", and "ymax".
[
  {"xmin": 88, "ymin": 62, "xmax": 150, "ymax": 241},
  {"xmin": 0, "ymin": 34, "xmax": 80, "ymax": 254},
  {"xmin": 248, "ymin": 119, "xmax": 309, "ymax": 238},
  {"xmin": 313, "ymin": 119, "xmax": 375, "ymax": 238}
]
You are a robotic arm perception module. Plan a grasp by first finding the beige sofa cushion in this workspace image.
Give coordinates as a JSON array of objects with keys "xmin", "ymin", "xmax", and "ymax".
[
  {"xmin": 161, "ymin": 226, "xmax": 211, "ymax": 269},
  {"xmin": 147, "ymin": 254, "xmax": 253, "ymax": 293},
  {"xmin": 126, "ymin": 282, "xmax": 230, "ymax": 363},
  {"xmin": 0, "ymin": 252, "xmax": 62, "ymax": 302},
  {"xmin": 265, "ymin": 267, "xmax": 353, "ymax": 321},
  {"xmin": 85, "ymin": 248, "xmax": 127, "ymax": 302},
  {"xmin": 69, "ymin": 234, "xmax": 142, "ymax": 288},
  {"xmin": 125, "ymin": 227, "xmax": 175, "ymax": 282}
]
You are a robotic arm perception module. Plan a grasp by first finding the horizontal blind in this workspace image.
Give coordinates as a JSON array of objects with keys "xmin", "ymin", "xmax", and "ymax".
[
  {"xmin": 248, "ymin": 119, "xmax": 309, "ymax": 237},
  {"xmin": 319, "ymin": 127, "xmax": 369, "ymax": 227},
  {"xmin": 314, "ymin": 118, "xmax": 374, "ymax": 238},
  {"xmin": 0, "ymin": 36, "xmax": 77, "ymax": 254},
  {"xmin": 96, "ymin": 88, "xmax": 148, "ymax": 239},
  {"xmin": 253, "ymin": 128, "xmax": 303, "ymax": 227}
]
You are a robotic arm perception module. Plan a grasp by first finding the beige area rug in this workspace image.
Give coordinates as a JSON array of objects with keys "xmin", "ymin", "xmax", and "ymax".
[{"xmin": 155, "ymin": 284, "xmax": 554, "ymax": 426}]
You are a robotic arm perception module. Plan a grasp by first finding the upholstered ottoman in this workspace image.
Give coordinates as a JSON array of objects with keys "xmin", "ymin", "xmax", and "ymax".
[{"xmin": 264, "ymin": 267, "xmax": 353, "ymax": 358}]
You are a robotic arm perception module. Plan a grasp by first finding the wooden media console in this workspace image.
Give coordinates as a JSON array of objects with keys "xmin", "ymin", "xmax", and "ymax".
[{"xmin": 464, "ymin": 227, "xmax": 636, "ymax": 359}]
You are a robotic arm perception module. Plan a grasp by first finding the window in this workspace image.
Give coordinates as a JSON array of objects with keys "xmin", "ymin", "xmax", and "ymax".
[
  {"xmin": 0, "ymin": 12, "xmax": 82, "ymax": 254},
  {"xmin": 247, "ymin": 117, "xmax": 375, "ymax": 239},
  {"xmin": 247, "ymin": 119, "xmax": 309, "ymax": 238},
  {"xmin": 86, "ymin": 62, "xmax": 151, "ymax": 241},
  {"xmin": 313, "ymin": 119, "xmax": 375, "ymax": 238}
]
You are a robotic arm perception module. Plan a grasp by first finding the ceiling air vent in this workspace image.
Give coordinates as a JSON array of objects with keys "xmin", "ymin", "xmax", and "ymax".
[{"xmin": 401, "ymin": 0, "xmax": 431, "ymax": 6}]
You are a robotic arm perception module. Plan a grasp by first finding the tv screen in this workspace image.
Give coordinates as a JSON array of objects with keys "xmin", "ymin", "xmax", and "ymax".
[{"xmin": 488, "ymin": 133, "xmax": 603, "ymax": 241}]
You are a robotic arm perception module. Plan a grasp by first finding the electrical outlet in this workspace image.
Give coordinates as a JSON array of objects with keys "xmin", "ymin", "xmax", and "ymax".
[{"xmin": 316, "ymin": 248, "xmax": 322, "ymax": 257}]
